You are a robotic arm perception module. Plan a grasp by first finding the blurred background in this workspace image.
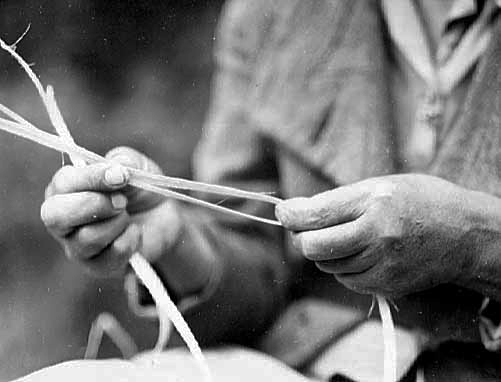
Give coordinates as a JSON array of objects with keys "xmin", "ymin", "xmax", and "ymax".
[{"xmin": 0, "ymin": 0, "xmax": 224, "ymax": 379}]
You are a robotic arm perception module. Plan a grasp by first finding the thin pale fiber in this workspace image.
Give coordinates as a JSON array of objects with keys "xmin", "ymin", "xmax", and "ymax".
[
  {"xmin": 377, "ymin": 295, "xmax": 397, "ymax": 382},
  {"xmin": 0, "ymin": 34, "xmax": 396, "ymax": 382},
  {"xmin": 0, "ymin": 35, "xmax": 212, "ymax": 382}
]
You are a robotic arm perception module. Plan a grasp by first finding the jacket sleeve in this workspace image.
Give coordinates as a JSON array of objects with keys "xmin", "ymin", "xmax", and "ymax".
[{"xmin": 127, "ymin": 0, "xmax": 290, "ymax": 347}]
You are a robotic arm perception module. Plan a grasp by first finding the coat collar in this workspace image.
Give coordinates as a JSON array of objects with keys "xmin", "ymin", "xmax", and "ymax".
[
  {"xmin": 430, "ymin": 19, "xmax": 501, "ymax": 196},
  {"xmin": 250, "ymin": 0, "xmax": 397, "ymax": 185},
  {"xmin": 250, "ymin": 0, "xmax": 501, "ymax": 193}
]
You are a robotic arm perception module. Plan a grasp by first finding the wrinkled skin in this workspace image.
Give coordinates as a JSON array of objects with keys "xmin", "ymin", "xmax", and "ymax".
[{"xmin": 276, "ymin": 174, "xmax": 482, "ymax": 298}]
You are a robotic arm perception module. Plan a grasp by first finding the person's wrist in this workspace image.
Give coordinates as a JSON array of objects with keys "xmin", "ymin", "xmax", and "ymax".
[
  {"xmin": 138, "ymin": 199, "xmax": 183, "ymax": 261},
  {"xmin": 452, "ymin": 188, "xmax": 501, "ymax": 289},
  {"xmin": 143, "ymin": 200, "xmax": 216, "ymax": 299}
]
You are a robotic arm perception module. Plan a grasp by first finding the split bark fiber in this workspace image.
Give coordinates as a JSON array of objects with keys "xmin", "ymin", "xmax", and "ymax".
[
  {"xmin": 0, "ymin": 35, "xmax": 212, "ymax": 382},
  {"xmin": 0, "ymin": 35, "xmax": 396, "ymax": 382}
]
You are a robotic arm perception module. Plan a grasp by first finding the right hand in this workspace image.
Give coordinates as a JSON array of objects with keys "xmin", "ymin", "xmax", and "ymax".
[{"xmin": 41, "ymin": 147, "xmax": 182, "ymax": 278}]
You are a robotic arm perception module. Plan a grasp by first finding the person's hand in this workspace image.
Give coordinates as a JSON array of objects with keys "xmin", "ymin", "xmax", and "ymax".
[
  {"xmin": 276, "ymin": 174, "xmax": 477, "ymax": 298},
  {"xmin": 41, "ymin": 147, "xmax": 181, "ymax": 277}
]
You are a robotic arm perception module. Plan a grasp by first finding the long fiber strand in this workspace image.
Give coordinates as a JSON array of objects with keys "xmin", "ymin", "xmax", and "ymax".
[
  {"xmin": 84, "ymin": 312, "xmax": 138, "ymax": 360},
  {"xmin": 43, "ymin": 67, "xmax": 181, "ymax": 372},
  {"xmin": 0, "ymin": 116, "xmax": 282, "ymax": 225},
  {"xmin": 0, "ymin": 35, "xmax": 281, "ymax": 208},
  {"xmin": 0, "ymin": 37, "xmax": 212, "ymax": 381},
  {"xmin": 377, "ymin": 295, "xmax": 397, "ymax": 382},
  {"xmin": 43, "ymin": 88, "xmax": 177, "ymax": 370},
  {"xmin": 130, "ymin": 169, "xmax": 281, "ymax": 204},
  {"xmin": 130, "ymin": 253, "xmax": 212, "ymax": 382}
]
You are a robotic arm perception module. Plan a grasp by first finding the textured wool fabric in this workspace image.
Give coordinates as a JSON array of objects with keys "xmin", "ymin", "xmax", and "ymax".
[{"xmin": 382, "ymin": 0, "xmax": 500, "ymax": 171}]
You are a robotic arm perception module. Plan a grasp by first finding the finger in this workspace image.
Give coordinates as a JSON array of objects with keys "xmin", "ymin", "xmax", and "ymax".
[
  {"xmin": 315, "ymin": 247, "xmax": 377, "ymax": 275},
  {"xmin": 41, "ymin": 192, "xmax": 127, "ymax": 236},
  {"xmin": 275, "ymin": 184, "xmax": 368, "ymax": 231},
  {"xmin": 106, "ymin": 147, "xmax": 164, "ymax": 212},
  {"xmin": 65, "ymin": 212, "xmax": 130, "ymax": 261},
  {"xmin": 83, "ymin": 224, "xmax": 141, "ymax": 277},
  {"xmin": 106, "ymin": 146, "xmax": 163, "ymax": 174},
  {"xmin": 290, "ymin": 217, "xmax": 373, "ymax": 261},
  {"xmin": 335, "ymin": 270, "xmax": 379, "ymax": 296},
  {"xmin": 45, "ymin": 163, "xmax": 130, "ymax": 198}
]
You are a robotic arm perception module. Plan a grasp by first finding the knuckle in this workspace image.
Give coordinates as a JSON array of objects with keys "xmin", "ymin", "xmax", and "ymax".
[
  {"xmin": 372, "ymin": 179, "xmax": 398, "ymax": 198},
  {"xmin": 40, "ymin": 200, "xmax": 53, "ymax": 226},
  {"xmin": 99, "ymin": 242, "xmax": 132, "ymax": 275},
  {"xmin": 298, "ymin": 234, "xmax": 323, "ymax": 260},
  {"xmin": 111, "ymin": 235, "xmax": 132, "ymax": 255},
  {"xmin": 106, "ymin": 146, "xmax": 140, "ymax": 167},
  {"xmin": 40, "ymin": 198, "xmax": 65, "ymax": 231},
  {"xmin": 76, "ymin": 227, "xmax": 104, "ymax": 252},
  {"xmin": 85, "ymin": 192, "xmax": 109, "ymax": 211},
  {"xmin": 368, "ymin": 181, "xmax": 399, "ymax": 209},
  {"xmin": 63, "ymin": 242, "xmax": 80, "ymax": 262},
  {"xmin": 376, "ymin": 222, "xmax": 404, "ymax": 249},
  {"xmin": 51, "ymin": 165, "xmax": 75, "ymax": 194},
  {"xmin": 44, "ymin": 183, "xmax": 53, "ymax": 199},
  {"xmin": 370, "ymin": 206, "xmax": 404, "ymax": 241},
  {"xmin": 87, "ymin": 191, "xmax": 102, "ymax": 206},
  {"xmin": 302, "ymin": 240, "xmax": 319, "ymax": 260},
  {"xmin": 70, "ymin": 233, "xmax": 103, "ymax": 261},
  {"xmin": 107, "ymin": 146, "xmax": 136, "ymax": 158}
]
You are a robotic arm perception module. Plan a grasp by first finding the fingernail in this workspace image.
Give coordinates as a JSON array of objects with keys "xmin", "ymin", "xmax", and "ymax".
[
  {"xmin": 104, "ymin": 165, "xmax": 128, "ymax": 186},
  {"xmin": 275, "ymin": 199, "xmax": 295, "ymax": 218},
  {"xmin": 275, "ymin": 198, "xmax": 305, "ymax": 225},
  {"xmin": 111, "ymin": 194, "xmax": 127, "ymax": 210},
  {"xmin": 275, "ymin": 204, "xmax": 286, "ymax": 222}
]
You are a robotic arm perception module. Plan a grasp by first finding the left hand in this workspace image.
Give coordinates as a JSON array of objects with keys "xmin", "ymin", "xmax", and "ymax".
[{"xmin": 276, "ymin": 174, "xmax": 476, "ymax": 297}]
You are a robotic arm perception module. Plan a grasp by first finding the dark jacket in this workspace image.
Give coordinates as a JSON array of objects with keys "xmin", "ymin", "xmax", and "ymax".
[{"xmin": 164, "ymin": 0, "xmax": 501, "ymax": 374}]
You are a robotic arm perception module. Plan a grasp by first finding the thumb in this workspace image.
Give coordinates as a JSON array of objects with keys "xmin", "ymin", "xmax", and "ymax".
[
  {"xmin": 105, "ymin": 146, "xmax": 164, "ymax": 212},
  {"xmin": 276, "ymin": 184, "xmax": 366, "ymax": 231},
  {"xmin": 106, "ymin": 146, "xmax": 163, "ymax": 175}
]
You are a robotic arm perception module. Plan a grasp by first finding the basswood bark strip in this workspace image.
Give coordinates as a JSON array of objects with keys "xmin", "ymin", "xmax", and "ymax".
[
  {"xmin": 377, "ymin": 295, "xmax": 397, "ymax": 382},
  {"xmin": 130, "ymin": 253, "xmax": 211, "ymax": 382},
  {"xmin": 0, "ymin": 36, "xmax": 212, "ymax": 382},
  {"xmin": 0, "ymin": 115, "xmax": 282, "ymax": 226}
]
